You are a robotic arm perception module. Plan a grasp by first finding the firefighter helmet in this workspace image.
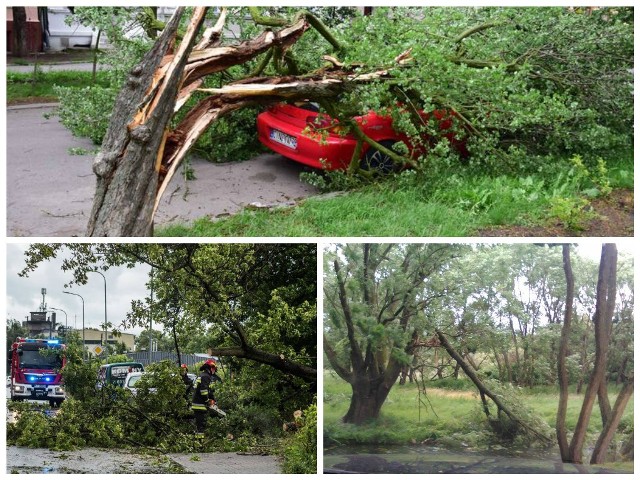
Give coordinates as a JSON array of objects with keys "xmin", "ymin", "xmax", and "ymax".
[{"xmin": 200, "ymin": 359, "xmax": 217, "ymax": 371}]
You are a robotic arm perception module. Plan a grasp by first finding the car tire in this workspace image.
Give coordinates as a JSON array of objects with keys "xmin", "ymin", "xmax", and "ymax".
[{"xmin": 360, "ymin": 140, "xmax": 400, "ymax": 174}]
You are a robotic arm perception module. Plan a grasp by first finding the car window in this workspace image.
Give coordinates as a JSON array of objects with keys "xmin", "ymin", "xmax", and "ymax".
[{"xmin": 127, "ymin": 375, "xmax": 142, "ymax": 387}]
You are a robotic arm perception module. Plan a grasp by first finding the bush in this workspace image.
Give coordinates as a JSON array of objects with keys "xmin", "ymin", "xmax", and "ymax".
[
  {"xmin": 281, "ymin": 403, "xmax": 317, "ymax": 474},
  {"xmin": 53, "ymin": 85, "xmax": 118, "ymax": 144},
  {"xmin": 428, "ymin": 377, "xmax": 474, "ymax": 391}
]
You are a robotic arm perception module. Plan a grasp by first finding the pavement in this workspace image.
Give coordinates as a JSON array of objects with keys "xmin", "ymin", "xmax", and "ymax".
[
  {"xmin": 7, "ymin": 61, "xmax": 106, "ymax": 74},
  {"xmin": 6, "ymin": 103, "xmax": 318, "ymax": 237},
  {"xmin": 7, "ymin": 446, "xmax": 282, "ymax": 474}
]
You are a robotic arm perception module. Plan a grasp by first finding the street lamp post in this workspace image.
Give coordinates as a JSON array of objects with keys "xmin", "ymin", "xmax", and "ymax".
[
  {"xmin": 63, "ymin": 291, "xmax": 85, "ymax": 360},
  {"xmin": 88, "ymin": 270, "xmax": 108, "ymax": 352}
]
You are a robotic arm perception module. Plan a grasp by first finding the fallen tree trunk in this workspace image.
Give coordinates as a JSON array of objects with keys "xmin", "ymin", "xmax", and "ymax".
[{"xmin": 436, "ymin": 329, "xmax": 552, "ymax": 443}]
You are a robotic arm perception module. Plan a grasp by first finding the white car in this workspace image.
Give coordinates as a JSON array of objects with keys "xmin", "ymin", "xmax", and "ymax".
[{"xmin": 123, "ymin": 371, "xmax": 155, "ymax": 396}]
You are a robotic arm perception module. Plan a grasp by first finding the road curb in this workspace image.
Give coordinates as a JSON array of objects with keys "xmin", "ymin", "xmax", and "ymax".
[{"xmin": 7, "ymin": 103, "xmax": 59, "ymax": 111}]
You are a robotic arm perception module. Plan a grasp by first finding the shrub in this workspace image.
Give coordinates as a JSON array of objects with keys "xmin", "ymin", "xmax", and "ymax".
[{"xmin": 281, "ymin": 403, "xmax": 317, "ymax": 474}]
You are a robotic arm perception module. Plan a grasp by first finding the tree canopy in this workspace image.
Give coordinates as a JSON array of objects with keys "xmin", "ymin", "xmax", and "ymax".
[{"xmin": 20, "ymin": 243, "xmax": 317, "ymax": 384}]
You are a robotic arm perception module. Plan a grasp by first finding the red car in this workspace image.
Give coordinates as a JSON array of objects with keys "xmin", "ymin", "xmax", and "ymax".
[{"xmin": 257, "ymin": 102, "xmax": 467, "ymax": 172}]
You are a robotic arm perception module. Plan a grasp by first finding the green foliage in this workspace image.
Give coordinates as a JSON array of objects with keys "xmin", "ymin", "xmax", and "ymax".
[
  {"xmin": 482, "ymin": 380, "xmax": 554, "ymax": 447},
  {"xmin": 49, "ymin": 6, "xmax": 632, "ymax": 212},
  {"xmin": 281, "ymin": 403, "xmax": 317, "ymax": 474},
  {"xmin": 157, "ymin": 149, "xmax": 631, "ymax": 236},
  {"xmin": 53, "ymin": 85, "xmax": 119, "ymax": 144},
  {"xmin": 6, "ymin": 318, "xmax": 29, "ymax": 352},
  {"xmin": 547, "ymin": 196, "xmax": 595, "ymax": 231},
  {"xmin": 428, "ymin": 377, "xmax": 474, "ymax": 391},
  {"xmin": 191, "ymin": 106, "xmax": 266, "ymax": 162}
]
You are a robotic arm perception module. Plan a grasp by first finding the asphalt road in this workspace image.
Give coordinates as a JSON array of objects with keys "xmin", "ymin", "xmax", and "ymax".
[
  {"xmin": 7, "ymin": 447, "xmax": 282, "ymax": 474},
  {"xmin": 6, "ymin": 104, "xmax": 318, "ymax": 236}
]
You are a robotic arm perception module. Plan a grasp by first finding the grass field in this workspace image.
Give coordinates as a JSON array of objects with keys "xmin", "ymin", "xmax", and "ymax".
[
  {"xmin": 156, "ymin": 156, "xmax": 633, "ymax": 237},
  {"xmin": 323, "ymin": 372, "xmax": 634, "ymax": 452},
  {"xmin": 7, "ymin": 70, "xmax": 109, "ymax": 104}
]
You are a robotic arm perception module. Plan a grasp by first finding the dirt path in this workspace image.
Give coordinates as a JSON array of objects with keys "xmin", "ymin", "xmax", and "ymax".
[
  {"xmin": 6, "ymin": 446, "xmax": 281, "ymax": 474},
  {"xmin": 6, "ymin": 104, "xmax": 317, "ymax": 236}
]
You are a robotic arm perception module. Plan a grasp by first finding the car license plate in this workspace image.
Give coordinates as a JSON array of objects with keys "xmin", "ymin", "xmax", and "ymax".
[
  {"xmin": 270, "ymin": 129, "xmax": 297, "ymax": 149},
  {"xmin": 34, "ymin": 390, "xmax": 46, "ymax": 398}
]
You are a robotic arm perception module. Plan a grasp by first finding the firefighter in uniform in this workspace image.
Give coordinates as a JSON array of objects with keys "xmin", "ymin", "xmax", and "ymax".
[{"xmin": 191, "ymin": 359, "xmax": 218, "ymax": 438}]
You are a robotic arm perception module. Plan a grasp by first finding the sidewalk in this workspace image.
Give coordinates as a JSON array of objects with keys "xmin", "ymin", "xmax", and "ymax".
[
  {"xmin": 7, "ymin": 62, "xmax": 106, "ymax": 74},
  {"xmin": 6, "ymin": 104, "xmax": 318, "ymax": 237}
]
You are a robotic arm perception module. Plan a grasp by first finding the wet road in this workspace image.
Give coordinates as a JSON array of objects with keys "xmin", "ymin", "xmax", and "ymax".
[
  {"xmin": 7, "ymin": 446, "xmax": 282, "ymax": 474},
  {"xmin": 6, "ymin": 104, "xmax": 318, "ymax": 236}
]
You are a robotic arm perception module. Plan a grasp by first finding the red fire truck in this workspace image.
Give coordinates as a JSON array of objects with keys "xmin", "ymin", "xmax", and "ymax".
[{"xmin": 9, "ymin": 338, "xmax": 66, "ymax": 407}]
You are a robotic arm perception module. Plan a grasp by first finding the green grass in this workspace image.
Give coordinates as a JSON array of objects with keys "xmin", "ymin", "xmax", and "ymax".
[
  {"xmin": 323, "ymin": 372, "xmax": 634, "ymax": 450},
  {"xmin": 7, "ymin": 70, "xmax": 109, "ymax": 104},
  {"xmin": 155, "ymin": 153, "xmax": 633, "ymax": 237}
]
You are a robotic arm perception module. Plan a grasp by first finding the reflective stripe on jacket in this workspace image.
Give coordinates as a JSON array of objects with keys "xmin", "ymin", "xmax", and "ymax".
[{"xmin": 191, "ymin": 370, "xmax": 215, "ymax": 410}]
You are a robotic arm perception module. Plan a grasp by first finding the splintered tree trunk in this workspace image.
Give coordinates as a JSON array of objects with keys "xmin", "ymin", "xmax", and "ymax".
[{"xmin": 86, "ymin": 7, "xmax": 207, "ymax": 236}]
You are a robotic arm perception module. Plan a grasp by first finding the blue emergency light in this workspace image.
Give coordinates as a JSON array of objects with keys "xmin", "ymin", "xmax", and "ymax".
[{"xmin": 47, "ymin": 340, "xmax": 60, "ymax": 345}]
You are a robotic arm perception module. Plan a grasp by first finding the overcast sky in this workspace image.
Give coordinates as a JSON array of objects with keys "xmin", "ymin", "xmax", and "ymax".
[{"xmin": 6, "ymin": 244, "xmax": 151, "ymax": 335}]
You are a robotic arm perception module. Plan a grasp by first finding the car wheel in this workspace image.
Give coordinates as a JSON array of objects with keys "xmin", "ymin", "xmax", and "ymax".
[{"xmin": 360, "ymin": 140, "xmax": 400, "ymax": 174}]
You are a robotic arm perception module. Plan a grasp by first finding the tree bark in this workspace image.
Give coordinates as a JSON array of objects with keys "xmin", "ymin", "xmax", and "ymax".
[
  {"xmin": 208, "ymin": 345, "xmax": 317, "ymax": 382},
  {"xmin": 556, "ymin": 244, "xmax": 574, "ymax": 462},
  {"xmin": 567, "ymin": 244, "xmax": 618, "ymax": 463},
  {"xmin": 11, "ymin": 7, "xmax": 28, "ymax": 57},
  {"xmin": 590, "ymin": 380, "xmax": 634, "ymax": 464},
  {"xmin": 86, "ymin": 7, "xmax": 206, "ymax": 236},
  {"xmin": 343, "ymin": 375, "xmax": 393, "ymax": 424}
]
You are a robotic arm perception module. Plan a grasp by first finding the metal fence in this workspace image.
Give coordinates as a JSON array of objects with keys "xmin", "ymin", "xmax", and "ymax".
[{"xmin": 125, "ymin": 351, "xmax": 214, "ymax": 367}]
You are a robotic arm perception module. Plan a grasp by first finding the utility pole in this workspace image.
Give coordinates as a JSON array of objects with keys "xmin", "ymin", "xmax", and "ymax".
[{"xmin": 149, "ymin": 268, "xmax": 153, "ymax": 366}]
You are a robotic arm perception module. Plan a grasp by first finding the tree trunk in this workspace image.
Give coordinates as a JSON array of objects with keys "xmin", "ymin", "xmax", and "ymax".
[
  {"xmin": 556, "ymin": 244, "xmax": 574, "ymax": 462},
  {"xmin": 597, "ymin": 379, "xmax": 612, "ymax": 428},
  {"xmin": 11, "ymin": 7, "xmax": 28, "ymax": 57},
  {"xmin": 567, "ymin": 243, "xmax": 618, "ymax": 463},
  {"xmin": 590, "ymin": 380, "xmax": 634, "ymax": 464},
  {"xmin": 576, "ymin": 326, "xmax": 589, "ymax": 394},
  {"xmin": 86, "ymin": 7, "xmax": 205, "ymax": 236},
  {"xmin": 502, "ymin": 349, "xmax": 513, "ymax": 383},
  {"xmin": 343, "ymin": 377, "xmax": 393, "ymax": 424}
]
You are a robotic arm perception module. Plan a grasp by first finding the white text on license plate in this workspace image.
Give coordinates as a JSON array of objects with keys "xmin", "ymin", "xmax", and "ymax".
[{"xmin": 270, "ymin": 129, "xmax": 297, "ymax": 149}]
